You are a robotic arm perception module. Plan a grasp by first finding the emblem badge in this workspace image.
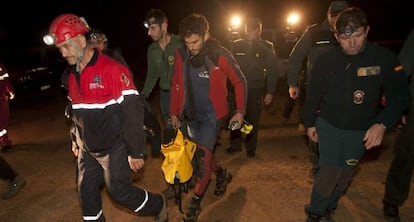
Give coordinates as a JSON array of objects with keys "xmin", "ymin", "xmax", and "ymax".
[
  {"xmin": 168, "ymin": 56, "xmax": 175, "ymax": 65},
  {"xmin": 121, "ymin": 73, "xmax": 130, "ymax": 87},
  {"xmin": 89, "ymin": 75, "xmax": 104, "ymax": 89},
  {"xmin": 353, "ymin": 90, "xmax": 365, "ymax": 104},
  {"xmin": 94, "ymin": 75, "xmax": 102, "ymax": 84}
]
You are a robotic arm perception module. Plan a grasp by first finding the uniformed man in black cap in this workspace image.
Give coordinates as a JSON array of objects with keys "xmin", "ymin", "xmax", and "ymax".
[
  {"xmin": 302, "ymin": 7, "xmax": 409, "ymax": 221},
  {"xmin": 226, "ymin": 17, "xmax": 278, "ymax": 158},
  {"xmin": 286, "ymin": 0, "xmax": 349, "ymax": 179}
]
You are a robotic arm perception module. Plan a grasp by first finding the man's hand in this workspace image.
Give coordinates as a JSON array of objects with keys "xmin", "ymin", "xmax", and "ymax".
[
  {"xmin": 306, "ymin": 127, "xmax": 318, "ymax": 143},
  {"xmin": 8, "ymin": 92, "xmax": 15, "ymax": 100},
  {"xmin": 363, "ymin": 123, "xmax": 386, "ymax": 150},
  {"xmin": 71, "ymin": 142, "xmax": 79, "ymax": 157},
  {"xmin": 170, "ymin": 115, "xmax": 181, "ymax": 130},
  {"xmin": 228, "ymin": 112, "xmax": 244, "ymax": 130},
  {"xmin": 263, "ymin": 94, "xmax": 273, "ymax": 106},
  {"xmin": 128, "ymin": 156, "xmax": 144, "ymax": 173},
  {"xmin": 288, "ymin": 86, "xmax": 299, "ymax": 100},
  {"xmin": 401, "ymin": 115, "xmax": 407, "ymax": 125}
]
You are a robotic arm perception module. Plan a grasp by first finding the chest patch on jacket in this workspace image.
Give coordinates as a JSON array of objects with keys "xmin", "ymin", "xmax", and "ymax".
[
  {"xmin": 90, "ymin": 75, "xmax": 104, "ymax": 89},
  {"xmin": 357, "ymin": 66, "xmax": 381, "ymax": 77},
  {"xmin": 168, "ymin": 56, "xmax": 175, "ymax": 65}
]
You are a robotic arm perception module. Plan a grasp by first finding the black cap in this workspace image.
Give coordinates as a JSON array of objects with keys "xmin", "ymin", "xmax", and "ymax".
[
  {"xmin": 245, "ymin": 17, "xmax": 262, "ymax": 31},
  {"xmin": 328, "ymin": 1, "xmax": 349, "ymax": 16}
]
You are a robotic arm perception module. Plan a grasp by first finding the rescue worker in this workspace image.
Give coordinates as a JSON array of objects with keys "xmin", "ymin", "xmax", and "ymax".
[
  {"xmin": 43, "ymin": 13, "xmax": 167, "ymax": 222},
  {"xmin": 141, "ymin": 9, "xmax": 184, "ymax": 201},
  {"xmin": 0, "ymin": 63, "xmax": 14, "ymax": 151},
  {"xmin": 226, "ymin": 17, "xmax": 278, "ymax": 158},
  {"xmin": 302, "ymin": 7, "xmax": 409, "ymax": 221},
  {"xmin": 141, "ymin": 9, "xmax": 183, "ymax": 131},
  {"xmin": 286, "ymin": 0, "xmax": 349, "ymax": 178},
  {"xmin": 0, "ymin": 63, "xmax": 25, "ymax": 199},
  {"xmin": 382, "ymin": 27, "xmax": 414, "ymax": 222},
  {"xmin": 170, "ymin": 13, "xmax": 247, "ymax": 221}
]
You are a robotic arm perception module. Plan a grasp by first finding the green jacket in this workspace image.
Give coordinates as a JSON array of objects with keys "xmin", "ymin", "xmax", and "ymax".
[
  {"xmin": 141, "ymin": 34, "xmax": 183, "ymax": 97},
  {"xmin": 232, "ymin": 38, "xmax": 278, "ymax": 93},
  {"xmin": 287, "ymin": 19, "xmax": 338, "ymax": 87}
]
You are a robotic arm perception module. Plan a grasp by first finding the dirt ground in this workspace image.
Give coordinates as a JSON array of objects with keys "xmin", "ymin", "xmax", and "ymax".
[{"xmin": 1, "ymin": 87, "xmax": 414, "ymax": 222}]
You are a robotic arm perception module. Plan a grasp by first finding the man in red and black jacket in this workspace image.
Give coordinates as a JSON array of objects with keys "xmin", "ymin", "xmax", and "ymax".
[
  {"xmin": 44, "ymin": 13, "xmax": 167, "ymax": 222},
  {"xmin": 169, "ymin": 13, "xmax": 247, "ymax": 222}
]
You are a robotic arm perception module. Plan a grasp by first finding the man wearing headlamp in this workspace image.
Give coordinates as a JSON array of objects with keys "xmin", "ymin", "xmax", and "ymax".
[
  {"xmin": 141, "ymin": 9, "xmax": 184, "ymax": 163},
  {"xmin": 44, "ymin": 13, "xmax": 167, "ymax": 222},
  {"xmin": 302, "ymin": 7, "xmax": 409, "ymax": 221}
]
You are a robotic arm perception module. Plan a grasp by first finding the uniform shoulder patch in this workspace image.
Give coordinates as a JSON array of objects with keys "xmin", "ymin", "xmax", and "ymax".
[
  {"xmin": 233, "ymin": 38, "xmax": 243, "ymax": 43},
  {"xmin": 121, "ymin": 73, "xmax": 131, "ymax": 87},
  {"xmin": 394, "ymin": 65, "xmax": 403, "ymax": 72}
]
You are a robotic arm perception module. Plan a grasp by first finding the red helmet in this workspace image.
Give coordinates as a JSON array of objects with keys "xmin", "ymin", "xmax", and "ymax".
[{"xmin": 46, "ymin": 13, "xmax": 90, "ymax": 45}]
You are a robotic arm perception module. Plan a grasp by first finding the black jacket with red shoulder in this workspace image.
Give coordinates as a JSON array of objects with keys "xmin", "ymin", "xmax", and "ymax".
[{"xmin": 67, "ymin": 50, "xmax": 145, "ymax": 158}]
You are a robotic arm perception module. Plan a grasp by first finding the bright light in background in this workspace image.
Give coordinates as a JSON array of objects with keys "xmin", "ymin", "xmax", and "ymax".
[
  {"xmin": 230, "ymin": 15, "xmax": 242, "ymax": 28},
  {"xmin": 227, "ymin": 14, "xmax": 244, "ymax": 40},
  {"xmin": 286, "ymin": 12, "xmax": 300, "ymax": 27}
]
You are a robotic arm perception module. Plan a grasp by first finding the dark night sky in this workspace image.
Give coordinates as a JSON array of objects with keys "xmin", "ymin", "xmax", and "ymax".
[{"xmin": 0, "ymin": 0, "xmax": 412, "ymax": 76}]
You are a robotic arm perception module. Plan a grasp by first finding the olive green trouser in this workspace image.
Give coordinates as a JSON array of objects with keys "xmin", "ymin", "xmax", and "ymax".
[{"xmin": 306, "ymin": 117, "xmax": 366, "ymax": 217}]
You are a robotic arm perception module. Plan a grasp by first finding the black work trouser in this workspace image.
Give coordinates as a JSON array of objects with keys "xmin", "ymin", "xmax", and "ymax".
[
  {"xmin": 383, "ymin": 109, "xmax": 414, "ymax": 206},
  {"xmin": 0, "ymin": 155, "xmax": 16, "ymax": 181},
  {"xmin": 230, "ymin": 87, "xmax": 263, "ymax": 155},
  {"xmin": 78, "ymin": 143, "xmax": 163, "ymax": 221}
]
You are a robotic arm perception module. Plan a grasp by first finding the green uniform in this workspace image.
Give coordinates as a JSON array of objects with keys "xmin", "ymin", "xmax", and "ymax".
[
  {"xmin": 286, "ymin": 19, "xmax": 338, "ymax": 176},
  {"xmin": 383, "ymin": 28, "xmax": 414, "ymax": 216},
  {"xmin": 142, "ymin": 34, "xmax": 183, "ymax": 123},
  {"xmin": 141, "ymin": 34, "xmax": 183, "ymax": 157},
  {"xmin": 229, "ymin": 38, "xmax": 278, "ymax": 157}
]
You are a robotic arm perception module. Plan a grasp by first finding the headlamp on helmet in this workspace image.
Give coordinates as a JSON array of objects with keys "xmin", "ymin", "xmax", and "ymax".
[
  {"xmin": 43, "ymin": 14, "xmax": 90, "ymax": 45},
  {"xmin": 43, "ymin": 34, "xmax": 55, "ymax": 45}
]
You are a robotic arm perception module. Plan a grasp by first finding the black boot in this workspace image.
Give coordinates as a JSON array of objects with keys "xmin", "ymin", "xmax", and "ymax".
[
  {"xmin": 225, "ymin": 146, "xmax": 241, "ymax": 154},
  {"xmin": 182, "ymin": 195, "xmax": 201, "ymax": 222},
  {"xmin": 214, "ymin": 168, "xmax": 232, "ymax": 196},
  {"xmin": 383, "ymin": 201, "xmax": 400, "ymax": 222},
  {"xmin": 320, "ymin": 209, "xmax": 335, "ymax": 222},
  {"xmin": 306, "ymin": 213, "xmax": 321, "ymax": 222}
]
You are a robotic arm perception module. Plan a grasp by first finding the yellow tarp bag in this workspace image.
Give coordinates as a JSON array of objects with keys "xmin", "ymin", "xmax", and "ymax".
[{"xmin": 161, "ymin": 129, "xmax": 196, "ymax": 184}]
